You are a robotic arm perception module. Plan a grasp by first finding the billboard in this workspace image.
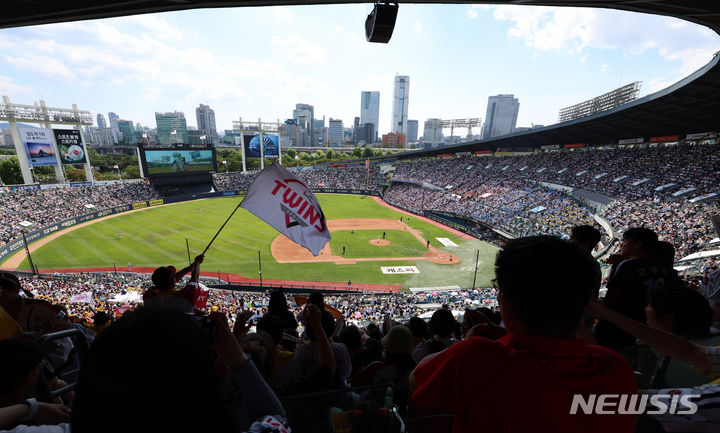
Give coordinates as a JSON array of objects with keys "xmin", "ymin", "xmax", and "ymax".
[
  {"xmin": 142, "ymin": 149, "xmax": 216, "ymax": 175},
  {"xmin": 53, "ymin": 129, "xmax": 87, "ymax": 164},
  {"xmin": 243, "ymin": 134, "xmax": 279, "ymax": 158},
  {"xmin": 19, "ymin": 127, "xmax": 57, "ymax": 167}
]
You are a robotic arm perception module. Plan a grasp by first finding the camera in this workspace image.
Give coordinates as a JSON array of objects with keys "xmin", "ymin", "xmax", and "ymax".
[{"xmin": 188, "ymin": 314, "xmax": 216, "ymax": 343}]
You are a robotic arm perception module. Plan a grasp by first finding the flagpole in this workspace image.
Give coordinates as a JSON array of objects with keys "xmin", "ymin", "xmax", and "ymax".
[
  {"xmin": 258, "ymin": 250, "xmax": 262, "ymax": 290},
  {"xmin": 186, "ymin": 238, "xmax": 191, "ymax": 265},
  {"xmin": 201, "ymin": 200, "xmax": 243, "ymax": 255}
]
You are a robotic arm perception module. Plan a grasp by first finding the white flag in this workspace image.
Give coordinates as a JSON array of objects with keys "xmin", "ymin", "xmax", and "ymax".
[
  {"xmin": 200, "ymin": 135, "xmax": 207, "ymax": 140},
  {"xmin": 170, "ymin": 130, "xmax": 177, "ymax": 135},
  {"xmin": 240, "ymin": 163, "xmax": 330, "ymax": 256}
]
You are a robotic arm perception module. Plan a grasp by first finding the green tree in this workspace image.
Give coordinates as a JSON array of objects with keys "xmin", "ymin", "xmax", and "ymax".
[
  {"xmin": 64, "ymin": 166, "xmax": 86, "ymax": 182},
  {"xmin": 325, "ymin": 149, "xmax": 335, "ymax": 160},
  {"xmin": 285, "ymin": 148, "xmax": 297, "ymax": 159},
  {"xmin": 362, "ymin": 147, "xmax": 374, "ymax": 158},
  {"xmin": 299, "ymin": 152, "xmax": 312, "ymax": 162},
  {"xmin": 0, "ymin": 148, "xmax": 16, "ymax": 155},
  {"xmin": 352, "ymin": 147, "xmax": 362, "ymax": 158},
  {"xmin": 125, "ymin": 165, "xmax": 140, "ymax": 179},
  {"xmin": 0, "ymin": 157, "xmax": 23, "ymax": 184}
]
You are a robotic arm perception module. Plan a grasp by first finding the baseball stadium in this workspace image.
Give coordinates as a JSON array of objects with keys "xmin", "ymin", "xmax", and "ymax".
[{"xmin": 1, "ymin": 1, "xmax": 720, "ymax": 433}]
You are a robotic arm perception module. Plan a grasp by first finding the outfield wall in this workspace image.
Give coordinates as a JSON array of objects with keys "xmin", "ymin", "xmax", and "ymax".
[{"xmin": 0, "ymin": 188, "xmax": 382, "ymax": 264}]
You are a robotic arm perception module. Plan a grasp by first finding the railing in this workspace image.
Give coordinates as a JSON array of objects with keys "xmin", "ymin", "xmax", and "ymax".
[{"xmin": 37, "ymin": 328, "xmax": 89, "ymax": 401}]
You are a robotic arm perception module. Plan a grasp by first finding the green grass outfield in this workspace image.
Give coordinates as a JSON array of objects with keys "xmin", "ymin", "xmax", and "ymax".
[{"xmin": 11, "ymin": 194, "xmax": 499, "ymax": 290}]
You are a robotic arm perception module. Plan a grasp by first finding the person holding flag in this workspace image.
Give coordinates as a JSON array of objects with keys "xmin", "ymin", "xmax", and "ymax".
[{"xmin": 143, "ymin": 254, "xmax": 206, "ymax": 312}]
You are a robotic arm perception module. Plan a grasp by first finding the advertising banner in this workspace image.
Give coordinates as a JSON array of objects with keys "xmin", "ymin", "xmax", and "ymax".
[
  {"xmin": 132, "ymin": 202, "xmax": 148, "ymax": 210},
  {"xmin": 148, "ymin": 199, "xmax": 164, "ymax": 206},
  {"xmin": 618, "ymin": 138, "xmax": 644, "ymax": 145},
  {"xmin": 19, "ymin": 127, "xmax": 57, "ymax": 167},
  {"xmin": 649, "ymin": 135, "xmax": 680, "ymax": 143},
  {"xmin": 243, "ymin": 134, "xmax": 279, "ymax": 158},
  {"xmin": 53, "ymin": 129, "xmax": 87, "ymax": 164}
]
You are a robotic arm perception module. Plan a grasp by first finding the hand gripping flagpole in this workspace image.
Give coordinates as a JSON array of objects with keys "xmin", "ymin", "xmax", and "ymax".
[{"xmin": 201, "ymin": 201, "xmax": 243, "ymax": 256}]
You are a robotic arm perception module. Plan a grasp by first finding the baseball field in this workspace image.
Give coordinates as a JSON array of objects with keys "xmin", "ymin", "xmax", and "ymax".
[{"xmin": 4, "ymin": 194, "xmax": 499, "ymax": 291}]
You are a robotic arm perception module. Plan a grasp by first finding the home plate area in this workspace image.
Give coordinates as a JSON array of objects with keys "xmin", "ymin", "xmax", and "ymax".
[{"xmin": 271, "ymin": 218, "xmax": 458, "ymax": 265}]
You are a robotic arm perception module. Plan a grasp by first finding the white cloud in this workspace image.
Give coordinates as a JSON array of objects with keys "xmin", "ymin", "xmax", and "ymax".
[
  {"xmin": 601, "ymin": 63, "xmax": 608, "ymax": 72},
  {"xmin": 271, "ymin": 33, "xmax": 326, "ymax": 64},
  {"xmin": 415, "ymin": 21, "xmax": 422, "ymax": 32},
  {"xmin": 491, "ymin": 5, "xmax": 720, "ymax": 75},
  {"xmin": 0, "ymin": 75, "xmax": 34, "ymax": 94}
]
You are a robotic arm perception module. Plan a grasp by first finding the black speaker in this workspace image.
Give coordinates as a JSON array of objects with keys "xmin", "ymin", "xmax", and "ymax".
[{"xmin": 365, "ymin": 2, "xmax": 399, "ymax": 43}]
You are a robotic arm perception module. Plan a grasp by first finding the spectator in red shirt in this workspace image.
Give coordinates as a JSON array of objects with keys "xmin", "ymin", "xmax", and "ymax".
[
  {"xmin": 410, "ymin": 235, "xmax": 637, "ymax": 433},
  {"xmin": 143, "ymin": 254, "xmax": 204, "ymax": 312}
]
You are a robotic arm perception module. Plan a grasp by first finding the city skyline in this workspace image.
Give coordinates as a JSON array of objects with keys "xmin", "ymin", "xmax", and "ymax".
[{"xmin": 0, "ymin": 4, "xmax": 718, "ymax": 137}]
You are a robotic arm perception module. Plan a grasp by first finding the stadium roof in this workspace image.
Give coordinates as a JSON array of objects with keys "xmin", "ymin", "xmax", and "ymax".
[
  {"xmin": 2, "ymin": 1, "xmax": 719, "ymax": 157},
  {"xmin": 2, "ymin": 1, "xmax": 720, "ymax": 35},
  {"xmin": 399, "ymin": 50, "xmax": 720, "ymax": 157}
]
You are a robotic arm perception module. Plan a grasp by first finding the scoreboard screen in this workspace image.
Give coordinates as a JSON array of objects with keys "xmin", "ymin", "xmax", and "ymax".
[{"xmin": 142, "ymin": 149, "xmax": 216, "ymax": 175}]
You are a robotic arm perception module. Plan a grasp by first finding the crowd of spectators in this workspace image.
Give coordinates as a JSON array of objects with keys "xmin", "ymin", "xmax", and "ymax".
[
  {"xmin": 214, "ymin": 166, "xmax": 385, "ymax": 193},
  {"xmin": 6, "ymin": 227, "xmax": 720, "ymax": 433},
  {"xmin": 0, "ymin": 182, "xmax": 159, "ymax": 246},
  {"xmin": 386, "ymin": 141, "xmax": 720, "ymax": 259}
]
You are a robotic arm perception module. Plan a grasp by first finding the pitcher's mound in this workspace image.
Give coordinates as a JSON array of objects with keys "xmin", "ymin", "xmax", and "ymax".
[{"xmin": 369, "ymin": 239, "xmax": 391, "ymax": 246}]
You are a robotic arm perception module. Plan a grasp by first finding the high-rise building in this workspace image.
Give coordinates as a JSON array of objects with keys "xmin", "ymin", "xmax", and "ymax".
[
  {"xmin": 482, "ymin": 94, "xmax": 519, "ymax": 139},
  {"xmin": 391, "ymin": 75, "xmax": 409, "ymax": 134},
  {"xmin": 328, "ymin": 118, "xmax": 343, "ymax": 147},
  {"xmin": 406, "ymin": 120, "xmax": 418, "ymax": 144},
  {"xmin": 108, "ymin": 112, "xmax": 120, "ymax": 144},
  {"xmin": 423, "ymin": 118, "xmax": 443, "ymax": 148},
  {"xmin": 97, "ymin": 114, "xmax": 107, "ymax": 129},
  {"xmin": 355, "ymin": 123, "xmax": 375, "ymax": 146},
  {"xmin": 108, "ymin": 112, "xmax": 119, "ymax": 131},
  {"xmin": 293, "ymin": 103, "xmax": 314, "ymax": 146},
  {"xmin": 360, "ymin": 91, "xmax": 380, "ymax": 140},
  {"xmin": 155, "ymin": 111, "xmax": 189, "ymax": 146},
  {"xmin": 118, "ymin": 120, "xmax": 135, "ymax": 145},
  {"xmin": 195, "ymin": 104, "xmax": 218, "ymax": 144}
]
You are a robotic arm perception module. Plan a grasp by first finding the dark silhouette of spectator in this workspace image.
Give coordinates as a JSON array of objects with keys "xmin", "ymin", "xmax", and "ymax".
[
  {"xmin": 71, "ymin": 306, "xmax": 287, "ymax": 433},
  {"xmin": 595, "ymin": 227, "xmax": 669, "ymax": 348},
  {"xmin": 410, "ymin": 236, "xmax": 637, "ymax": 433}
]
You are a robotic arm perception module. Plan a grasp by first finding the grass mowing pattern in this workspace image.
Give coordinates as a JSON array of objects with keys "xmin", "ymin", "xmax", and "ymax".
[
  {"xmin": 14, "ymin": 194, "xmax": 499, "ymax": 290},
  {"xmin": 329, "ymin": 230, "xmax": 428, "ymax": 258}
]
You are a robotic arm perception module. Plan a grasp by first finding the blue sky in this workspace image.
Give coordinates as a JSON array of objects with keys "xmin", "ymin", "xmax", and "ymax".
[{"xmin": 0, "ymin": 4, "xmax": 718, "ymax": 136}]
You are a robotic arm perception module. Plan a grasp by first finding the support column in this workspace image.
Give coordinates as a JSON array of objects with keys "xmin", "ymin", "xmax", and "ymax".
[
  {"xmin": 258, "ymin": 117, "xmax": 264, "ymax": 170},
  {"xmin": 4, "ymin": 96, "xmax": 34, "ymax": 185},
  {"xmin": 277, "ymin": 118, "xmax": 282, "ymax": 166},
  {"xmin": 39, "ymin": 100, "xmax": 65, "ymax": 183},
  {"xmin": 238, "ymin": 118, "xmax": 246, "ymax": 172},
  {"xmin": 73, "ymin": 104, "xmax": 94, "ymax": 182}
]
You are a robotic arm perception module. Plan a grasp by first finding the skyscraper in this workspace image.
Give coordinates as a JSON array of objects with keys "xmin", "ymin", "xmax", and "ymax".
[
  {"xmin": 155, "ymin": 111, "xmax": 189, "ymax": 146},
  {"xmin": 360, "ymin": 91, "xmax": 380, "ymax": 141},
  {"xmin": 482, "ymin": 94, "xmax": 519, "ymax": 139},
  {"xmin": 195, "ymin": 104, "xmax": 218, "ymax": 144},
  {"xmin": 293, "ymin": 103, "xmax": 314, "ymax": 146},
  {"xmin": 391, "ymin": 75, "xmax": 409, "ymax": 134},
  {"xmin": 118, "ymin": 120, "xmax": 135, "ymax": 145},
  {"xmin": 108, "ymin": 112, "xmax": 120, "ymax": 144},
  {"xmin": 97, "ymin": 113, "xmax": 107, "ymax": 129},
  {"xmin": 328, "ymin": 118, "xmax": 343, "ymax": 147},
  {"xmin": 406, "ymin": 120, "xmax": 418, "ymax": 144}
]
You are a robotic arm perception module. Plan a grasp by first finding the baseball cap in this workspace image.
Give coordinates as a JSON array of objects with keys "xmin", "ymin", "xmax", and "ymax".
[{"xmin": 151, "ymin": 266, "xmax": 176, "ymax": 290}]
